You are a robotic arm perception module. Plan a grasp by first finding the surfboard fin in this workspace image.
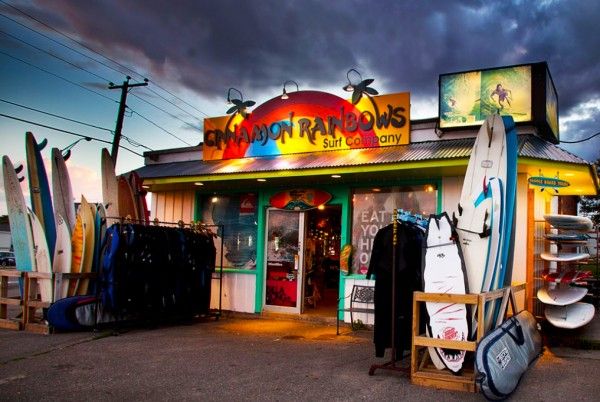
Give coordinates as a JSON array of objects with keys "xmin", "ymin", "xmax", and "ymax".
[
  {"xmin": 457, "ymin": 203, "xmax": 463, "ymax": 216},
  {"xmin": 37, "ymin": 138, "xmax": 48, "ymax": 150},
  {"xmin": 18, "ymin": 175, "xmax": 25, "ymax": 183},
  {"xmin": 14, "ymin": 164, "xmax": 23, "ymax": 174},
  {"xmin": 63, "ymin": 149, "xmax": 72, "ymax": 161},
  {"xmin": 452, "ymin": 212, "xmax": 458, "ymax": 227}
]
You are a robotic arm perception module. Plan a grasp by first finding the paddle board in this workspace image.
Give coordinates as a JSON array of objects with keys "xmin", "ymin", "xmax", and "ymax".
[
  {"xmin": 68, "ymin": 209, "xmax": 85, "ymax": 297},
  {"xmin": 77, "ymin": 196, "xmax": 96, "ymax": 295},
  {"xmin": 101, "ymin": 148, "xmax": 119, "ymax": 222},
  {"xmin": 422, "ymin": 212, "xmax": 469, "ymax": 373},
  {"xmin": 27, "ymin": 208, "xmax": 53, "ymax": 303},
  {"xmin": 53, "ymin": 212, "xmax": 72, "ymax": 301},
  {"xmin": 542, "ymin": 269, "xmax": 593, "ymax": 284},
  {"xmin": 540, "ymin": 252, "xmax": 590, "ymax": 262},
  {"xmin": 537, "ymin": 285, "xmax": 588, "ymax": 306},
  {"xmin": 118, "ymin": 176, "xmax": 138, "ymax": 220},
  {"xmin": 545, "ymin": 302, "xmax": 595, "ymax": 329},
  {"xmin": 25, "ymin": 132, "xmax": 56, "ymax": 261},
  {"xmin": 2, "ymin": 155, "xmax": 35, "ymax": 277},
  {"xmin": 544, "ymin": 214, "xmax": 593, "ymax": 232},
  {"xmin": 51, "ymin": 147, "xmax": 75, "ymax": 234}
]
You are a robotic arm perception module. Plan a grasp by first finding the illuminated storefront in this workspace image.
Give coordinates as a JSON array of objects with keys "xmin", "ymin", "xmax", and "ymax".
[{"xmin": 136, "ymin": 62, "xmax": 598, "ymax": 321}]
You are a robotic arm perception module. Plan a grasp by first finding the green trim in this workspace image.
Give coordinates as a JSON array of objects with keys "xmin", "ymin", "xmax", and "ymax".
[
  {"xmin": 221, "ymin": 268, "xmax": 257, "ymax": 275},
  {"xmin": 254, "ymin": 191, "xmax": 269, "ymax": 313}
]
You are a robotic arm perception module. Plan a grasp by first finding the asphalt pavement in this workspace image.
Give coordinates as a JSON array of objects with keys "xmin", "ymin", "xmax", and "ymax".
[{"xmin": 1, "ymin": 313, "xmax": 600, "ymax": 401}]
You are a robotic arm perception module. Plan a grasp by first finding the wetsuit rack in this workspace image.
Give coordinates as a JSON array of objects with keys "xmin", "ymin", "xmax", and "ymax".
[
  {"xmin": 369, "ymin": 208, "xmax": 425, "ymax": 377},
  {"xmin": 102, "ymin": 217, "xmax": 224, "ymax": 322}
]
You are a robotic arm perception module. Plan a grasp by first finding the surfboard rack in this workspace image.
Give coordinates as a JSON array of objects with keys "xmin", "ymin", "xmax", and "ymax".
[
  {"xmin": 0, "ymin": 269, "xmax": 24, "ymax": 331},
  {"xmin": 410, "ymin": 283, "xmax": 525, "ymax": 393},
  {"xmin": 23, "ymin": 272, "xmax": 53, "ymax": 334}
]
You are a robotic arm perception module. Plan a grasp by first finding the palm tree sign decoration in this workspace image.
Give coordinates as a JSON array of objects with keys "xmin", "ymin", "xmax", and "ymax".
[{"xmin": 344, "ymin": 68, "xmax": 379, "ymax": 105}]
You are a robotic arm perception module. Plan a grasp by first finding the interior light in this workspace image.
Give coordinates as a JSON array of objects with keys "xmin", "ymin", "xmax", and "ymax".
[
  {"xmin": 317, "ymin": 204, "xmax": 325, "ymax": 210},
  {"xmin": 257, "ymin": 178, "xmax": 267, "ymax": 182},
  {"xmin": 194, "ymin": 182, "xmax": 204, "ymax": 186},
  {"xmin": 331, "ymin": 174, "xmax": 341, "ymax": 178},
  {"xmin": 372, "ymin": 188, "xmax": 381, "ymax": 192},
  {"xmin": 142, "ymin": 185, "xmax": 150, "ymax": 189},
  {"xmin": 211, "ymin": 196, "xmax": 218, "ymax": 203},
  {"xmin": 425, "ymin": 184, "xmax": 435, "ymax": 192}
]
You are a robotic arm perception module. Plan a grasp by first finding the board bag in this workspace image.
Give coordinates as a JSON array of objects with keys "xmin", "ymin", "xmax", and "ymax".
[{"xmin": 475, "ymin": 310, "xmax": 542, "ymax": 400}]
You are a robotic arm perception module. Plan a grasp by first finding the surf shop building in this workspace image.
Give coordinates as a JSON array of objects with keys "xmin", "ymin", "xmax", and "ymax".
[{"xmin": 135, "ymin": 62, "xmax": 599, "ymax": 321}]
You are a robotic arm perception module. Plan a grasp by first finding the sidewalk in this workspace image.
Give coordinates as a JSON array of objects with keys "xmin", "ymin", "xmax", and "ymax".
[{"xmin": 1, "ymin": 313, "xmax": 600, "ymax": 401}]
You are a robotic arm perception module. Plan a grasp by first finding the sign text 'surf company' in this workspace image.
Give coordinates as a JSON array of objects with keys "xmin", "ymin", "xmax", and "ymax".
[{"xmin": 203, "ymin": 91, "xmax": 410, "ymax": 160}]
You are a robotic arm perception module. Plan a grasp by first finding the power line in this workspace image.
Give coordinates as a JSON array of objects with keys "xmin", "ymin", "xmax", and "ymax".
[
  {"xmin": 0, "ymin": 98, "xmax": 113, "ymax": 132},
  {"xmin": 1, "ymin": 0, "xmax": 211, "ymax": 118},
  {"xmin": 0, "ymin": 112, "xmax": 144, "ymax": 157},
  {"xmin": 130, "ymin": 93, "xmax": 198, "ymax": 130},
  {"xmin": 560, "ymin": 131, "xmax": 600, "ymax": 144},
  {"xmin": 128, "ymin": 107, "xmax": 193, "ymax": 146},
  {"xmin": 0, "ymin": 97, "xmax": 152, "ymax": 151},
  {"xmin": 0, "ymin": 28, "xmax": 112, "ymax": 83},
  {"xmin": 0, "ymin": 50, "xmax": 117, "ymax": 102}
]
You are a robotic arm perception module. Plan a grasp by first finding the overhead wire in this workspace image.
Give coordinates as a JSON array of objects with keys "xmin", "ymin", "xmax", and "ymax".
[
  {"xmin": 1, "ymin": 0, "xmax": 211, "ymax": 118},
  {"xmin": 560, "ymin": 131, "xmax": 600, "ymax": 144},
  {"xmin": 0, "ymin": 112, "xmax": 144, "ymax": 157},
  {"xmin": 129, "ymin": 93, "xmax": 199, "ymax": 130},
  {"xmin": 127, "ymin": 107, "xmax": 193, "ymax": 146}
]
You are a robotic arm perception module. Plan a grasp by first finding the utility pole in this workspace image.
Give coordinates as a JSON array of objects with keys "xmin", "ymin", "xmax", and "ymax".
[{"xmin": 108, "ymin": 76, "xmax": 148, "ymax": 163}]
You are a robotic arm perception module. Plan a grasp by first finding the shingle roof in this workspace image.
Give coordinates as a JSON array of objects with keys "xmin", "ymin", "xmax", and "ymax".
[{"xmin": 135, "ymin": 134, "xmax": 590, "ymax": 180}]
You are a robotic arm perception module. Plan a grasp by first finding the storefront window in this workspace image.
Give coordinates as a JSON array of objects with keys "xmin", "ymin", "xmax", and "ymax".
[
  {"xmin": 351, "ymin": 185, "xmax": 437, "ymax": 275},
  {"xmin": 199, "ymin": 193, "xmax": 258, "ymax": 269}
]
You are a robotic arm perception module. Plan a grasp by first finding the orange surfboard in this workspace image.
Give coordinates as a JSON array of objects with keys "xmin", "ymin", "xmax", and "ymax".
[{"xmin": 68, "ymin": 211, "xmax": 84, "ymax": 296}]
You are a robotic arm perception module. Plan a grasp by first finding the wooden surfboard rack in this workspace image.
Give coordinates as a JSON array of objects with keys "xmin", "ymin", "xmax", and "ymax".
[
  {"xmin": 0, "ymin": 269, "xmax": 24, "ymax": 330},
  {"xmin": 410, "ymin": 283, "xmax": 525, "ymax": 393},
  {"xmin": 23, "ymin": 272, "xmax": 53, "ymax": 334}
]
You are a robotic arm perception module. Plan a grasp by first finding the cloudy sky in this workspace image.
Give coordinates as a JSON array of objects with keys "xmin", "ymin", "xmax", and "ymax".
[{"xmin": 1, "ymin": 0, "xmax": 599, "ymax": 214}]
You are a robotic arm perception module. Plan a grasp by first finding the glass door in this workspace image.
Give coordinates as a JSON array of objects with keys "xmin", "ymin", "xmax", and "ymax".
[{"xmin": 264, "ymin": 208, "xmax": 305, "ymax": 313}]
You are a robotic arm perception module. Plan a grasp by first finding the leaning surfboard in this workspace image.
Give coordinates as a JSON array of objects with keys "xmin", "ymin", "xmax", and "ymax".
[
  {"xmin": 2, "ymin": 156, "xmax": 35, "ymax": 279},
  {"xmin": 51, "ymin": 147, "xmax": 75, "ymax": 234},
  {"xmin": 77, "ymin": 196, "xmax": 96, "ymax": 295},
  {"xmin": 27, "ymin": 208, "xmax": 53, "ymax": 303},
  {"xmin": 101, "ymin": 148, "xmax": 119, "ymax": 223},
  {"xmin": 26, "ymin": 132, "xmax": 56, "ymax": 261},
  {"xmin": 422, "ymin": 212, "xmax": 469, "ymax": 373},
  {"xmin": 53, "ymin": 213, "xmax": 72, "ymax": 301},
  {"xmin": 68, "ymin": 209, "xmax": 85, "ymax": 297}
]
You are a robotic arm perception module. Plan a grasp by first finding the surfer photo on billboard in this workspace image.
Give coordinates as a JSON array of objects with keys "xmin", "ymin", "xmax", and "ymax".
[{"xmin": 490, "ymin": 83, "xmax": 512, "ymax": 110}]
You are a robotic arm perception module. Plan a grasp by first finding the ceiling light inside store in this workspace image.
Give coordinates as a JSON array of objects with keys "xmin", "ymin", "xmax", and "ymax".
[{"xmin": 211, "ymin": 196, "xmax": 218, "ymax": 203}]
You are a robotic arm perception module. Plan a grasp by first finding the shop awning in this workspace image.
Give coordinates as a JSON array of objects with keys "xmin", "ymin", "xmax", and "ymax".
[{"xmin": 137, "ymin": 134, "xmax": 598, "ymax": 195}]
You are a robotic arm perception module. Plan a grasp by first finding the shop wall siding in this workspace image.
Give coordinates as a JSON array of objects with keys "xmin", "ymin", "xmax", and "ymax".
[
  {"xmin": 513, "ymin": 173, "xmax": 529, "ymax": 310},
  {"xmin": 210, "ymin": 273, "xmax": 255, "ymax": 313},
  {"xmin": 341, "ymin": 278, "xmax": 376, "ymax": 325},
  {"xmin": 150, "ymin": 191, "xmax": 195, "ymax": 224}
]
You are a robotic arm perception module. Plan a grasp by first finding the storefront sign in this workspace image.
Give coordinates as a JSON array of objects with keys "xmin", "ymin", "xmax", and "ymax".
[
  {"xmin": 528, "ymin": 176, "xmax": 570, "ymax": 189},
  {"xmin": 269, "ymin": 189, "xmax": 332, "ymax": 211},
  {"xmin": 203, "ymin": 90, "xmax": 410, "ymax": 160}
]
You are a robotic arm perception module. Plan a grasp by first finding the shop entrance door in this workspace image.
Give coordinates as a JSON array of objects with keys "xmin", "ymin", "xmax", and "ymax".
[{"xmin": 264, "ymin": 209, "xmax": 305, "ymax": 313}]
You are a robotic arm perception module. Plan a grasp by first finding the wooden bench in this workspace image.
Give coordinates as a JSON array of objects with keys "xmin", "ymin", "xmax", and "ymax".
[{"xmin": 336, "ymin": 284, "xmax": 375, "ymax": 335}]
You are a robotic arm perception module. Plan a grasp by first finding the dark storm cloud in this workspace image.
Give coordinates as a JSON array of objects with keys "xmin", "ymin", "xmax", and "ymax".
[{"xmin": 19, "ymin": 0, "xmax": 600, "ymax": 158}]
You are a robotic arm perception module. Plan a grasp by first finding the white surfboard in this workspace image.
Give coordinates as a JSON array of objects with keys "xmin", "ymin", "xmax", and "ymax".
[
  {"xmin": 53, "ymin": 213, "xmax": 72, "ymax": 301},
  {"xmin": 27, "ymin": 209, "xmax": 53, "ymax": 303},
  {"xmin": 101, "ymin": 148, "xmax": 119, "ymax": 223},
  {"xmin": 77, "ymin": 196, "xmax": 96, "ymax": 295},
  {"xmin": 544, "ymin": 214, "xmax": 593, "ymax": 232},
  {"xmin": 537, "ymin": 285, "xmax": 588, "ymax": 306},
  {"xmin": 2, "ymin": 156, "xmax": 35, "ymax": 275},
  {"xmin": 545, "ymin": 233, "xmax": 589, "ymax": 243},
  {"xmin": 51, "ymin": 148, "xmax": 75, "ymax": 234},
  {"xmin": 540, "ymin": 252, "xmax": 590, "ymax": 262},
  {"xmin": 423, "ymin": 213, "xmax": 469, "ymax": 373},
  {"xmin": 545, "ymin": 302, "xmax": 595, "ymax": 329}
]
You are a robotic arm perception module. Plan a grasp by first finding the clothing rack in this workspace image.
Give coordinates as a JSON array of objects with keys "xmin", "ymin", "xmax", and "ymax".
[
  {"xmin": 100, "ymin": 217, "xmax": 225, "ymax": 323},
  {"xmin": 369, "ymin": 208, "xmax": 424, "ymax": 376}
]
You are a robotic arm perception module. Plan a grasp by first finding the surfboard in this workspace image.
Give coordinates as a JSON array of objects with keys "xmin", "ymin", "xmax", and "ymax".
[
  {"xmin": 53, "ymin": 213, "xmax": 72, "ymax": 301},
  {"xmin": 540, "ymin": 252, "xmax": 590, "ymax": 262},
  {"xmin": 101, "ymin": 148, "xmax": 119, "ymax": 223},
  {"xmin": 269, "ymin": 189, "xmax": 332, "ymax": 210},
  {"xmin": 2, "ymin": 156, "xmax": 35, "ymax": 278},
  {"xmin": 545, "ymin": 233, "xmax": 589, "ymax": 243},
  {"xmin": 27, "ymin": 208, "xmax": 53, "ymax": 303},
  {"xmin": 51, "ymin": 147, "xmax": 75, "ymax": 234},
  {"xmin": 537, "ymin": 285, "xmax": 588, "ymax": 306},
  {"xmin": 545, "ymin": 302, "xmax": 595, "ymax": 329},
  {"xmin": 544, "ymin": 214, "xmax": 594, "ymax": 232},
  {"xmin": 542, "ymin": 269, "xmax": 593, "ymax": 284},
  {"xmin": 118, "ymin": 175, "xmax": 138, "ymax": 220},
  {"xmin": 68, "ymin": 209, "xmax": 85, "ymax": 297},
  {"xmin": 422, "ymin": 212, "xmax": 469, "ymax": 373},
  {"xmin": 25, "ymin": 132, "xmax": 56, "ymax": 261},
  {"xmin": 455, "ymin": 114, "xmax": 508, "ymax": 300},
  {"xmin": 93, "ymin": 203, "xmax": 107, "ymax": 275},
  {"xmin": 128, "ymin": 171, "xmax": 149, "ymax": 223},
  {"xmin": 77, "ymin": 196, "xmax": 96, "ymax": 295}
]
